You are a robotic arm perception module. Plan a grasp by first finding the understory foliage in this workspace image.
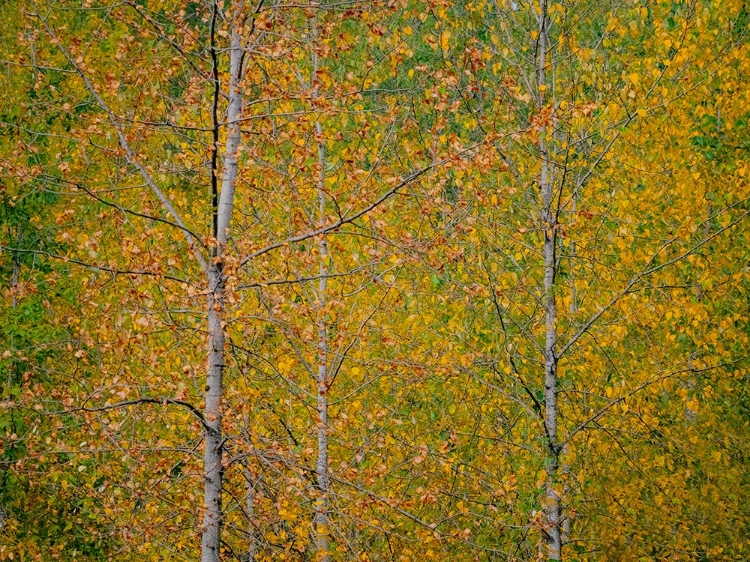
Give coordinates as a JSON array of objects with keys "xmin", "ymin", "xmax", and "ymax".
[{"xmin": 0, "ymin": 0, "xmax": 748, "ymax": 561}]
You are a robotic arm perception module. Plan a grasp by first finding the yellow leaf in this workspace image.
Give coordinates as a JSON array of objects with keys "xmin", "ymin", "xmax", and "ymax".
[{"xmin": 440, "ymin": 31, "xmax": 451, "ymax": 51}]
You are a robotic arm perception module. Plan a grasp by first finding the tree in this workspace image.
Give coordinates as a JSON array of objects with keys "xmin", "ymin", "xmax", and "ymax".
[
  {"xmin": 424, "ymin": 0, "xmax": 750, "ymax": 558},
  {"xmin": 0, "ymin": 0, "xmax": 748, "ymax": 561}
]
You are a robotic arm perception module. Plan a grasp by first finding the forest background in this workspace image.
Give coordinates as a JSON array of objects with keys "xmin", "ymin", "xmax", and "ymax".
[{"xmin": 0, "ymin": 0, "xmax": 748, "ymax": 561}]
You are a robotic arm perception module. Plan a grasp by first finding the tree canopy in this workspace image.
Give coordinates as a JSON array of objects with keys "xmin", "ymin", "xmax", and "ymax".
[{"xmin": 0, "ymin": 0, "xmax": 748, "ymax": 560}]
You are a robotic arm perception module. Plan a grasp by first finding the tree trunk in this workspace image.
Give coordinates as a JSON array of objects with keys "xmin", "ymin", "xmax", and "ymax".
[
  {"xmin": 202, "ymin": 264, "xmax": 226, "ymax": 562},
  {"xmin": 310, "ymin": 15, "xmax": 331, "ymax": 559},
  {"xmin": 313, "ymin": 90, "xmax": 332, "ymax": 562},
  {"xmin": 201, "ymin": 3, "xmax": 244, "ymax": 560},
  {"xmin": 537, "ymin": 0, "xmax": 562, "ymax": 558}
]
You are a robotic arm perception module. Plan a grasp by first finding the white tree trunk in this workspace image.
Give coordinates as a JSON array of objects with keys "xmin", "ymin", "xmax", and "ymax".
[
  {"xmin": 201, "ymin": 3, "xmax": 244, "ymax": 561},
  {"xmin": 537, "ymin": 0, "xmax": 563, "ymax": 558},
  {"xmin": 306, "ymin": 14, "xmax": 332, "ymax": 559},
  {"xmin": 313, "ymin": 63, "xmax": 332, "ymax": 562},
  {"xmin": 202, "ymin": 266, "xmax": 226, "ymax": 562}
]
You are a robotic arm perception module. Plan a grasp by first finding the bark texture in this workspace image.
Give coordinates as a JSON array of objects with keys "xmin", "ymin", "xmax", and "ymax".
[
  {"xmin": 202, "ymin": 265, "xmax": 227, "ymax": 562},
  {"xmin": 537, "ymin": 0, "xmax": 563, "ymax": 558},
  {"xmin": 308, "ymin": 16, "xmax": 332, "ymax": 559},
  {"xmin": 201, "ymin": 4, "xmax": 244, "ymax": 561}
]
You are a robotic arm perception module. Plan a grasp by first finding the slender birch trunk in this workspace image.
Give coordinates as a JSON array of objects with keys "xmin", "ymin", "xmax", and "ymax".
[
  {"xmin": 561, "ymin": 192, "xmax": 576, "ymax": 547},
  {"xmin": 203, "ymin": 265, "xmax": 227, "ymax": 562},
  {"xmin": 314, "ymin": 180, "xmax": 332, "ymax": 559},
  {"xmin": 537, "ymin": 0, "xmax": 562, "ymax": 558},
  {"xmin": 201, "ymin": 3, "xmax": 244, "ymax": 561},
  {"xmin": 311, "ymin": 19, "xmax": 331, "ymax": 559}
]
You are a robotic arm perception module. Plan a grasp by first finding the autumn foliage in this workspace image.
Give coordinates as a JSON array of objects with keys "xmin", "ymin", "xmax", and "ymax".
[{"xmin": 0, "ymin": 0, "xmax": 748, "ymax": 561}]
